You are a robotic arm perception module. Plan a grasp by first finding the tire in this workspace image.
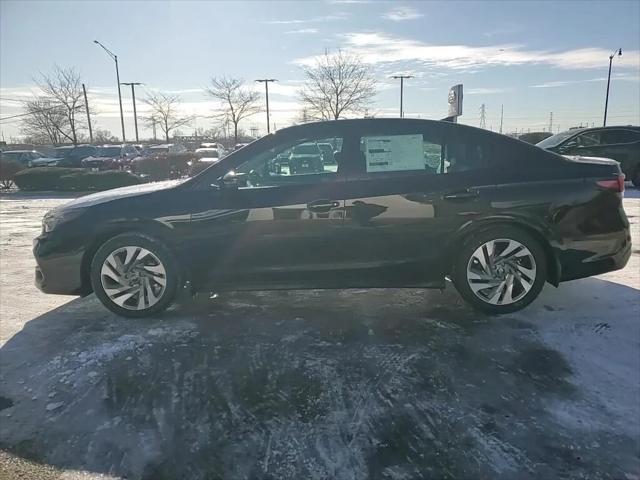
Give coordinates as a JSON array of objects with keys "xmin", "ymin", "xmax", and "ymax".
[
  {"xmin": 452, "ymin": 226, "xmax": 547, "ymax": 314},
  {"xmin": 90, "ymin": 233, "xmax": 179, "ymax": 318}
]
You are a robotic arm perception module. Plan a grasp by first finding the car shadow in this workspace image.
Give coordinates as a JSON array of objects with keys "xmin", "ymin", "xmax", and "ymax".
[{"xmin": 0, "ymin": 279, "xmax": 638, "ymax": 480}]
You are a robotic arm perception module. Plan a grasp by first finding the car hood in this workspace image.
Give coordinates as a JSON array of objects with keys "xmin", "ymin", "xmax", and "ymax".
[
  {"xmin": 32, "ymin": 156, "xmax": 61, "ymax": 163},
  {"xmin": 62, "ymin": 179, "xmax": 185, "ymax": 209}
]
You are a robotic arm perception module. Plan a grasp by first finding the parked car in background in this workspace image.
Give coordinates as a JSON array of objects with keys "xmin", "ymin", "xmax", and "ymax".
[
  {"xmin": 288, "ymin": 142, "xmax": 324, "ymax": 174},
  {"xmin": 139, "ymin": 144, "xmax": 187, "ymax": 156},
  {"xmin": 194, "ymin": 147, "xmax": 222, "ymax": 164},
  {"xmin": 537, "ymin": 126, "xmax": 640, "ymax": 186},
  {"xmin": 82, "ymin": 145, "xmax": 140, "ymax": 170},
  {"xmin": 31, "ymin": 145, "xmax": 98, "ymax": 168},
  {"xmin": 317, "ymin": 142, "xmax": 338, "ymax": 165},
  {"xmin": 0, "ymin": 150, "xmax": 44, "ymax": 167},
  {"xmin": 34, "ymin": 119, "xmax": 630, "ymax": 318}
]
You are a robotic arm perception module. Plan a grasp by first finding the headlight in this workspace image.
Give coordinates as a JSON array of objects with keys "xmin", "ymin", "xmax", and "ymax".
[{"xmin": 42, "ymin": 208, "xmax": 84, "ymax": 233}]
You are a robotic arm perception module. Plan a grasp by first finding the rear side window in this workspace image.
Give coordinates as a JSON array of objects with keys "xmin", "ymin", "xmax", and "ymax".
[
  {"xmin": 600, "ymin": 129, "xmax": 640, "ymax": 145},
  {"xmin": 358, "ymin": 130, "xmax": 491, "ymax": 175}
]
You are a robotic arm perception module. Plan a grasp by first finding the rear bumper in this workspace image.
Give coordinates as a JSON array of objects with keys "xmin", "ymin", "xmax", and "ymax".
[
  {"xmin": 33, "ymin": 235, "xmax": 84, "ymax": 295},
  {"xmin": 558, "ymin": 230, "xmax": 632, "ymax": 282}
]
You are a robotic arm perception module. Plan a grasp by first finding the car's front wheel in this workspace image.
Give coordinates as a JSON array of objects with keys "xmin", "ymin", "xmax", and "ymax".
[
  {"xmin": 452, "ymin": 226, "xmax": 547, "ymax": 314},
  {"xmin": 90, "ymin": 233, "xmax": 179, "ymax": 318}
]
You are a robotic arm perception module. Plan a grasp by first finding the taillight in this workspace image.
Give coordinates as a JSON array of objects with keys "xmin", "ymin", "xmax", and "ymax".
[{"xmin": 597, "ymin": 174, "xmax": 625, "ymax": 193}]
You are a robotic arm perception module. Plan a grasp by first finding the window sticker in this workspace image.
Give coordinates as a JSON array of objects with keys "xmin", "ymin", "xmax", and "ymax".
[{"xmin": 364, "ymin": 134, "xmax": 425, "ymax": 172}]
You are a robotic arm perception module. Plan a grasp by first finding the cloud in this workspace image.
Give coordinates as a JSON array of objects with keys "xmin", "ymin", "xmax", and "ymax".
[
  {"xmin": 293, "ymin": 32, "xmax": 640, "ymax": 71},
  {"xmin": 531, "ymin": 74, "xmax": 640, "ymax": 88},
  {"xmin": 285, "ymin": 28, "xmax": 319, "ymax": 34},
  {"xmin": 327, "ymin": 0, "xmax": 371, "ymax": 4},
  {"xmin": 264, "ymin": 13, "xmax": 349, "ymax": 24},
  {"xmin": 466, "ymin": 87, "xmax": 508, "ymax": 95},
  {"xmin": 383, "ymin": 6, "xmax": 423, "ymax": 21}
]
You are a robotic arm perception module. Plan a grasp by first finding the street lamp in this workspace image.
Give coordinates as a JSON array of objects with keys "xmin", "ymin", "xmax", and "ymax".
[
  {"xmin": 121, "ymin": 82, "xmax": 143, "ymax": 142},
  {"xmin": 94, "ymin": 40, "xmax": 126, "ymax": 142},
  {"xmin": 391, "ymin": 75, "xmax": 413, "ymax": 118},
  {"xmin": 255, "ymin": 79, "xmax": 277, "ymax": 134},
  {"xmin": 603, "ymin": 48, "xmax": 622, "ymax": 127}
]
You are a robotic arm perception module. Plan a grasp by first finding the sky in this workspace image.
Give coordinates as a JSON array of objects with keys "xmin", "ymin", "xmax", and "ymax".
[{"xmin": 1, "ymin": 0, "xmax": 639, "ymax": 142}]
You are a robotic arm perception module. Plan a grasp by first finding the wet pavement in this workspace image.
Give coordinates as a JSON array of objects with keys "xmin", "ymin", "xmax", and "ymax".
[{"xmin": 0, "ymin": 191, "xmax": 638, "ymax": 480}]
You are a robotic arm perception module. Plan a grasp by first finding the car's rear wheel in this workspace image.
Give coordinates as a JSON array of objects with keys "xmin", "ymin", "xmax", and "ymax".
[
  {"xmin": 90, "ymin": 233, "xmax": 179, "ymax": 318},
  {"xmin": 452, "ymin": 226, "xmax": 547, "ymax": 314}
]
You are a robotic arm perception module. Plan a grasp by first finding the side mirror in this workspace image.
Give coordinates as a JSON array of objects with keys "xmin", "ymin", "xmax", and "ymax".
[{"xmin": 221, "ymin": 171, "xmax": 246, "ymax": 190}]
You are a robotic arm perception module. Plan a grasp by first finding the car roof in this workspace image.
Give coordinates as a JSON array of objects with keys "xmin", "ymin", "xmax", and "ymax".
[
  {"xmin": 275, "ymin": 118, "xmax": 533, "ymax": 145},
  {"xmin": 564, "ymin": 125, "xmax": 640, "ymax": 134}
]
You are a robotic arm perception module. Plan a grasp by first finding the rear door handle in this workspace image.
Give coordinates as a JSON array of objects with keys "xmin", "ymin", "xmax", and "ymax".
[
  {"xmin": 442, "ymin": 188, "xmax": 480, "ymax": 200},
  {"xmin": 307, "ymin": 199, "xmax": 340, "ymax": 212}
]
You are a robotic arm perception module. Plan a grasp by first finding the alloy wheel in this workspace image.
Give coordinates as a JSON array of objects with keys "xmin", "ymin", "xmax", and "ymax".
[
  {"xmin": 466, "ymin": 238, "xmax": 537, "ymax": 306},
  {"xmin": 100, "ymin": 246, "xmax": 167, "ymax": 311}
]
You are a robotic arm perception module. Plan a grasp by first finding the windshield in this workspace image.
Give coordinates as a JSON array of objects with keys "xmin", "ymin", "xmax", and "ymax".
[
  {"xmin": 96, "ymin": 147, "xmax": 121, "ymax": 157},
  {"xmin": 536, "ymin": 130, "xmax": 580, "ymax": 149},
  {"xmin": 292, "ymin": 144, "xmax": 320, "ymax": 155}
]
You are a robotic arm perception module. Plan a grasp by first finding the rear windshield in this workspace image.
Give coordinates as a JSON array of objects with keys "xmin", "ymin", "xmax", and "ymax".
[{"xmin": 292, "ymin": 144, "xmax": 320, "ymax": 155}]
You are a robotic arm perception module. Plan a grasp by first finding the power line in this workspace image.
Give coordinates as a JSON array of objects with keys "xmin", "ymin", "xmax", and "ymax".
[{"xmin": 0, "ymin": 104, "xmax": 83, "ymax": 123}]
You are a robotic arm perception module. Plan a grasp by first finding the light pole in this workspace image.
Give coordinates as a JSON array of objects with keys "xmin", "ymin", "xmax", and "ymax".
[
  {"xmin": 604, "ymin": 48, "xmax": 622, "ymax": 127},
  {"xmin": 255, "ymin": 79, "xmax": 277, "ymax": 134},
  {"xmin": 121, "ymin": 82, "xmax": 143, "ymax": 142},
  {"xmin": 392, "ymin": 75, "xmax": 413, "ymax": 118},
  {"xmin": 94, "ymin": 40, "xmax": 126, "ymax": 142}
]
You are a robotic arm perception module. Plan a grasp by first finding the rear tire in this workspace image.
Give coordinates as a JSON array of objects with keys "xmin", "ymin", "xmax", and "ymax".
[
  {"xmin": 90, "ymin": 233, "xmax": 179, "ymax": 318},
  {"xmin": 452, "ymin": 226, "xmax": 547, "ymax": 314}
]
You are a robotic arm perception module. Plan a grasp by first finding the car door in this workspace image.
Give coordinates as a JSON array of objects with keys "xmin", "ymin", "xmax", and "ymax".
[
  {"xmin": 185, "ymin": 124, "xmax": 355, "ymax": 289},
  {"xmin": 339, "ymin": 120, "xmax": 498, "ymax": 287},
  {"xmin": 595, "ymin": 129, "xmax": 640, "ymax": 177}
]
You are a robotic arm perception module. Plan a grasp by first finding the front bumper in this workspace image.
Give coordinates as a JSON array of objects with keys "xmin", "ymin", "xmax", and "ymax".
[{"xmin": 33, "ymin": 234, "xmax": 84, "ymax": 295}]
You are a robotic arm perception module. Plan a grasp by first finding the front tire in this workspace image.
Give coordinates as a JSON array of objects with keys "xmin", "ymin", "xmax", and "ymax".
[
  {"xmin": 452, "ymin": 226, "xmax": 547, "ymax": 314},
  {"xmin": 90, "ymin": 233, "xmax": 179, "ymax": 318}
]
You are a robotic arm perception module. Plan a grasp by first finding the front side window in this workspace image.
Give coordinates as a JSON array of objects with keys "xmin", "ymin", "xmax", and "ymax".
[
  {"xmin": 233, "ymin": 136, "xmax": 343, "ymax": 188},
  {"xmin": 573, "ymin": 131, "xmax": 600, "ymax": 147}
]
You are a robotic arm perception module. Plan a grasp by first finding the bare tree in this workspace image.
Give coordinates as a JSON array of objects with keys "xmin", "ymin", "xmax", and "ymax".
[
  {"xmin": 93, "ymin": 129, "xmax": 117, "ymax": 143},
  {"xmin": 36, "ymin": 66, "xmax": 86, "ymax": 145},
  {"xmin": 300, "ymin": 50, "xmax": 376, "ymax": 120},
  {"xmin": 206, "ymin": 77, "xmax": 260, "ymax": 144},
  {"xmin": 20, "ymin": 97, "xmax": 71, "ymax": 145},
  {"xmin": 143, "ymin": 92, "xmax": 193, "ymax": 142}
]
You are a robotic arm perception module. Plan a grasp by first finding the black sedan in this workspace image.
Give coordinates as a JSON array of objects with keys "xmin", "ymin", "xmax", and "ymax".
[
  {"xmin": 537, "ymin": 126, "xmax": 640, "ymax": 186},
  {"xmin": 34, "ymin": 119, "xmax": 631, "ymax": 318}
]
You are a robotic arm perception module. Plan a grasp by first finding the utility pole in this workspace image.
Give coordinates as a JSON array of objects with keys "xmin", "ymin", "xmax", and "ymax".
[
  {"xmin": 82, "ymin": 83, "xmax": 93, "ymax": 143},
  {"xmin": 604, "ymin": 48, "xmax": 622, "ymax": 126},
  {"xmin": 391, "ymin": 75, "xmax": 413, "ymax": 118},
  {"xmin": 499, "ymin": 104, "xmax": 504, "ymax": 134},
  {"xmin": 548, "ymin": 112, "xmax": 553, "ymax": 133},
  {"xmin": 94, "ymin": 40, "xmax": 126, "ymax": 142},
  {"xmin": 151, "ymin": 117, "xmax": 157, "ymax": 141},
  {"xmin": 255, "ymin": 79, "xmax": 277, "ymax": 134},
  {"xmin": 121, "ymin": 82, "xmax": 143, "ymax": 142},
  {"xmin": 479, "ymin": 104, "xmax": 487, "ymax": 129}
]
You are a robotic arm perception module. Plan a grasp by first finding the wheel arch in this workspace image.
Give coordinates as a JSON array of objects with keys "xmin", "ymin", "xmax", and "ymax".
[
  {"xmin": 79, "ymin": 219, "xmax": 180, "ymax": 294},
  {"xmin": 446, "ymin": 217, "xmax": 561, "ymax": 286}
]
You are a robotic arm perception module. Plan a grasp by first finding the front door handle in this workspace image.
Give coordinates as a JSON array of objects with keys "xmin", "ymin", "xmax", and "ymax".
[
  {"xmin": 442, "ymin": 188, "xmax": 480, "ymax": 200},
  {"xmin": 307, "ymin": 199, "xmax": 340, "ymax": 212}
]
